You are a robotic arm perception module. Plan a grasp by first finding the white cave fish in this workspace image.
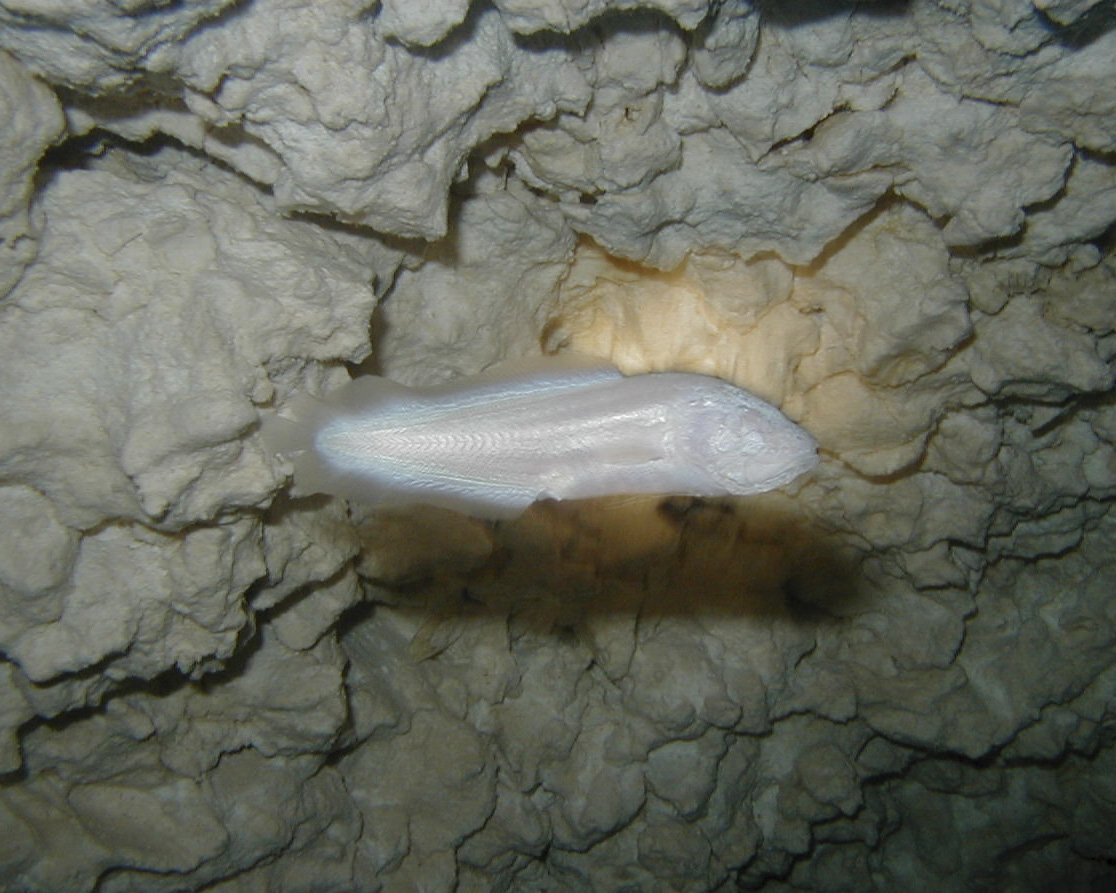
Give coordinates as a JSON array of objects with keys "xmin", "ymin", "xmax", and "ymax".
[{"xmin": 261, "ymin": 354, "xmax": 818, "ymax": 519}]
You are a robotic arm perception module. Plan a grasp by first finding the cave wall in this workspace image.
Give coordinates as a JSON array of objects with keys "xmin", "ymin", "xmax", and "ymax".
[{"xmin": 0, "ymin": 0, "xmax": 1115, "ymax": 890}]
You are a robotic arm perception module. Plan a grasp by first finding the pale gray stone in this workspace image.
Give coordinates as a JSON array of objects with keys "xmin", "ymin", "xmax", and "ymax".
[{"xmin": 0, "ymin": 0, "xmax": 1113, "ymax": 890}]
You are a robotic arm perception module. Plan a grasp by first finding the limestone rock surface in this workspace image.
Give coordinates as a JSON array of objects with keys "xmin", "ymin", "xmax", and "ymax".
[{"xmin": 0, "ymin": 0, "xmax": 1115, "ymax": 890}]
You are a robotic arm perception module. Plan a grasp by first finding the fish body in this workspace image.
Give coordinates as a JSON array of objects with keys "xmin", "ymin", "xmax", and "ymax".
[{"xmin": 262, "ymin": 356, "xmax": 817, "ymax": 519}]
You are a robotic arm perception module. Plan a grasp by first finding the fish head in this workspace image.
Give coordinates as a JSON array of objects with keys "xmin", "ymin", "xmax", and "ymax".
[{"xmin": 684, "ymin": 388, "xmax": 818, "ymax": 496}]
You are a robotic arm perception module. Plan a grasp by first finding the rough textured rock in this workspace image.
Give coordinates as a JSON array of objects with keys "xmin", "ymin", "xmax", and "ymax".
[
  {"xmin": 0, "ymin": 0, "xmax": 1115, "ymax": 890},
  {"xmin": 0, "ymin": 49, "xmax": 64, "ymax": 295}
]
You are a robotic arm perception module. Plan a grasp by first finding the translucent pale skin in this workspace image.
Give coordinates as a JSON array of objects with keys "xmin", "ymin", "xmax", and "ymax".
[{"xmin": 262, "ymin": 356, "xmax": 818, "ymax": 519}]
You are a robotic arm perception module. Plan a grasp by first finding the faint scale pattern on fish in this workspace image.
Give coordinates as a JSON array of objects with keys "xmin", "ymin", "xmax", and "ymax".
[{"xmin": 262, "ymin": 355, "xmax": 818, "ymax": 519}]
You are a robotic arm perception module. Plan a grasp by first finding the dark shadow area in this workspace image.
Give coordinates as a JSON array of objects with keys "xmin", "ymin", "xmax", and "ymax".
[
  {"xmin": 755, "ymin": 0, "xmax": 913, "ymax": 27},
  {"xmin": 1, "ymin": 569, "xmax": 273, "ymax": 784},
  {"xmin": 341, "ymin": 492, "xmax": 871, "ymax": 651},
  {"xmin": 947, "ymin": 226, "xmax": 1026, "ymax": 260},
  {"xmin": 2, "ymin": 662, "xmax": 191, "ymax": 785},
  {"xmin": 35, "ymin": 96, "xmax": 276, "ymax": 199},
  {"xmin": 361, "ymin": 303, "xmax": 393, "ymax": 377},
  {"xmin": 1036, "ymin": 0, "xmax": 1116, "ymax": 48},
  {"xmin": 1028, "ymin": 387, "xmax": 1116, "ymax": 437},
  {"xmin": 511, "ymin": 4, "xmax": 688, "ymax": 55}
]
